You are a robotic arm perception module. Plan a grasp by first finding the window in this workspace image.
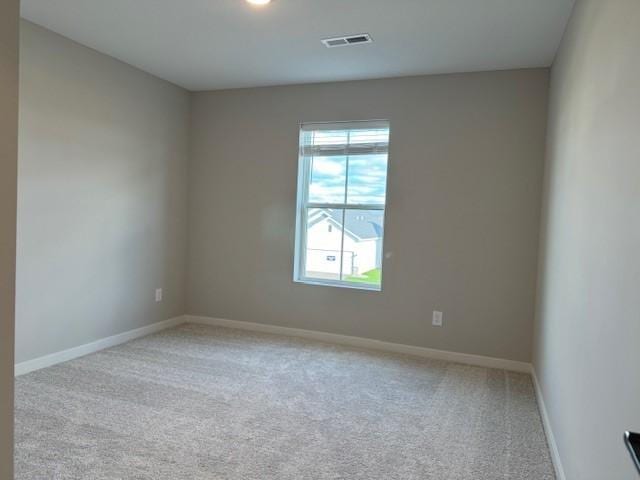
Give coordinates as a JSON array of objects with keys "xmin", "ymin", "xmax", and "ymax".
[{"xmin": 293, "ymin": 120, "xmax": 390, "ymax": 290}]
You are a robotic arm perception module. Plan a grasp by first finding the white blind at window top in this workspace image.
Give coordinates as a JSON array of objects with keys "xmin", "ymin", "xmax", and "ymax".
[{"xmin": 300, "ymin": 121, "xmax": 390, "ymax": 156}]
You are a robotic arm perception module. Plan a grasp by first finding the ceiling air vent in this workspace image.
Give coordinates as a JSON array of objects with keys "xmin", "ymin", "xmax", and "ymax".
[{"xmin": 322, "ymin": 33, "xmax": 373, "ymax": 48}]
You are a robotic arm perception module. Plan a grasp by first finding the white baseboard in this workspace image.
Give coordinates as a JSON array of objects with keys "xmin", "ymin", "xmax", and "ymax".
[
  {"xmin": 13, "ymin": 310, "xmax": 532, "ymax": 375},
  {"xmin": 14, "ymin": 315, "xmax": 186, "ymax": 376},
  {"xmin": 185, "ymin": 315, "xmax": 532, "ymax": 373},
  {"xmin": 532, "ymin": 367, "xmax": 567, "ymax": 480}
]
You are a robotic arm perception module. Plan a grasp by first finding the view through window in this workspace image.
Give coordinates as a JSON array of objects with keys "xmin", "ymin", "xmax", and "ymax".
[{"xmin": 294, "ymin": 121, "xmax": 390, "ymax": 290}]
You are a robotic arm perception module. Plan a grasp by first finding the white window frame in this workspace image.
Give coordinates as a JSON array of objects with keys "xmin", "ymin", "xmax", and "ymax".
[{"xmin": 293, "ymin": 120, "xmax": 390, "ymax": 291}]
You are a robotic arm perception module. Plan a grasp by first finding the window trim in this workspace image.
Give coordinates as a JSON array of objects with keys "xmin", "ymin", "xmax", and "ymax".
[{"xmin": 293, "ymin": 119, "xmax": 390, "ymax": 292}]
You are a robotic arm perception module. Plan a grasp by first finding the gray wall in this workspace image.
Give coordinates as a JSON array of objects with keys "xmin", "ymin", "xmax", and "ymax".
[
  {"xmin": 0, "ymin": 1, "xmax": 19, "ymax": 476},
  {"xmin": 15, "ymin": 22, "xmax": 190, "ymax": 363},
  {"xmin": 188, "ymin": 69, "xmax": 549, "ymax": 362},
  {"xmin": 534, "ymin": 1, "xmax": 640, "ymax": 479}
]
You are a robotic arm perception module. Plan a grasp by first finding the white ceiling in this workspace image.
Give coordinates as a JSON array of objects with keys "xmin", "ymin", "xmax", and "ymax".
[{"xmin": 21, "ymin": 0, "xmax": 575, "ymax": 91}]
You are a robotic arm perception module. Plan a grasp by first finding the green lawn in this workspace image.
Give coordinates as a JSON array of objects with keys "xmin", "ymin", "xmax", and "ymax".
[{"xmin": 345, "ymin": 268, "xmax": 381, "ymax": 285}]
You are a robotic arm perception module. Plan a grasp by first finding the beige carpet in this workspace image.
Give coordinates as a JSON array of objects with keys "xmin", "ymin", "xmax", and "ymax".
[{"xmin": 15, "ymin": 323, "xmax": 555, "ymax": 479}]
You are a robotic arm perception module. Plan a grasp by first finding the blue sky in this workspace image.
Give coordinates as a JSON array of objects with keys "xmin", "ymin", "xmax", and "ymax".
[{"xmin": 309, "ymin": 154, "xmax": 388, "ymax": 205}]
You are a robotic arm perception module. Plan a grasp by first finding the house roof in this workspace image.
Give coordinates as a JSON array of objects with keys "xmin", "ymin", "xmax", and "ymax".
[{"xmin": 311, "ymin": 209, "xmax": 383, "ymax": 241}]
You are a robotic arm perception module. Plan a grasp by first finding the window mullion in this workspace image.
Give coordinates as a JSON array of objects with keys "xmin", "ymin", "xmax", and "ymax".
[
  {"xmin": 338, "ymin": 130, "xmax": 352, "ymax": 281},
  {"xmin": 338, "ymin": 209, "xmax": 346, "ymax": 281},
  {"xmin": 305, "ymin": 202, "xmax": 384, "ymax": 210}
]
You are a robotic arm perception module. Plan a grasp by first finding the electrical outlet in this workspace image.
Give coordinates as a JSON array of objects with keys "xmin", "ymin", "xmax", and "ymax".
[
  {"xmin": 432, "ymin": 310, "xmax": 443, "ymax": 327},
  {"xmin": 155, "ymin": 288, "xmax": 163, "ymax": 302}
]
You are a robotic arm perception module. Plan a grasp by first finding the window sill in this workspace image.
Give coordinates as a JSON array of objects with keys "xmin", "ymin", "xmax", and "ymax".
[{"xmin": 294, "ymin": 277, "xmax": 382, "ymax": 292}]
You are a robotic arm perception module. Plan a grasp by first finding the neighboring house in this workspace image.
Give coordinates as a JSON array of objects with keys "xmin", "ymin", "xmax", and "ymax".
[{"xmin": 305, "ymin": 209, "xmax": 383, "ymax": 279}]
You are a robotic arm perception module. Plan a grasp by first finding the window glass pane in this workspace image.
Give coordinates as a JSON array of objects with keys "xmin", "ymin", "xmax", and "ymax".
[
  {"xmin": 346, "ymin": 154, "xmax": 388, "ymax": 205},
  {"xmin": 304, "ymin": 208, "xmax": 345, "ymax": 281},
  {"xmin": 340, "ymin": 209, "xmax": 384, "ymax": 288},
  {"xmin": 308, "ymin": 156, "xmax": 347, "ymax": 204}
]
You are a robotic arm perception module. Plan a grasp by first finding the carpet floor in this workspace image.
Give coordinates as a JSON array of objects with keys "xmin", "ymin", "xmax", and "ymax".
[{"xmin": 15, "ymin": 323, "xmax": 555, "ymax": 479}]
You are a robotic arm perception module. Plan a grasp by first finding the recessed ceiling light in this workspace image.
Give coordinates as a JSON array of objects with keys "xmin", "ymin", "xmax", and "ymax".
[{"xmin": 246, "ymin": 0, "xmax": 272, "ymax": 6}]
